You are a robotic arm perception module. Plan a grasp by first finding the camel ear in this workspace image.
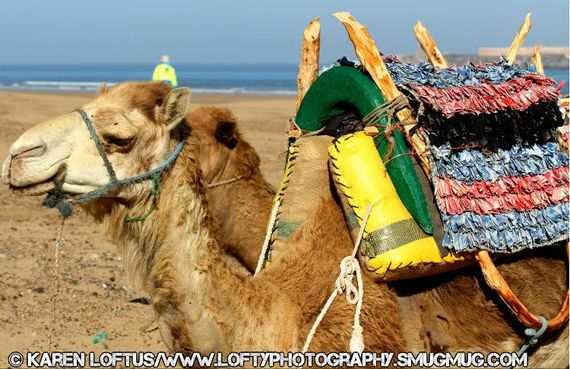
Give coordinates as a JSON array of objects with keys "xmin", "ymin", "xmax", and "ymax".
[
  {"xmin": 215, "ymin": 120, "xmax": 238, "ymax": 149},
  {"xmin": 160, "ymin": 87, "xmax": 191, "ymax": 131}
]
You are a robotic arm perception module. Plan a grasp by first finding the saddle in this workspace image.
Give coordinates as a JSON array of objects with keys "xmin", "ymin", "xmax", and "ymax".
[{"xmin": 261, "ymin": 58, "xmax": 569, "ymax": 334}]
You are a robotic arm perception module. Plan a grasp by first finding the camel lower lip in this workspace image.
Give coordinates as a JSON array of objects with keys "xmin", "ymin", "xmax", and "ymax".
[
  {"xmin": 1, "ymin": 154, "xmax": 12, "ymax": 184},
  {"xmin": 10, "ymin": 179, "xmax": 56, "ymax": 196}
]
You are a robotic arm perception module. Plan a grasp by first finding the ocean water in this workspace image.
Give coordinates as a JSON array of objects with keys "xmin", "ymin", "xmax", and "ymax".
[
  {"xmin": 0, "ymin": 64, "xmax": 298, "ymax": 95},
  {"xmin": 0, "ymin": 64, "xmax": 567, "ymax": 95}
]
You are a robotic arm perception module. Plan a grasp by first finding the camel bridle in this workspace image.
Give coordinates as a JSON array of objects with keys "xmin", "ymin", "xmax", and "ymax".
[
  {"xmin": 71, "ymin": 108, "xmax": 185, "ymax": 204},
  {"xmin": 42, "ymin": 108, "xmax": 185, "ymax": 348}
]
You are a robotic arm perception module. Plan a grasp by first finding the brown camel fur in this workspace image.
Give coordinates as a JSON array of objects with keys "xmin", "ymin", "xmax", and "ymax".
[
  {"xmin": 2, "ymin": 82, "xmax": 567, "ymax": 366},
  {"xmin": 179, "ymin": 91, "xmax": 570, "ymax": 366}
]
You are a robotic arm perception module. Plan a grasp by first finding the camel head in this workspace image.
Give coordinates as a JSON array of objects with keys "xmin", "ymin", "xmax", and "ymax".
[
  {"xmin": 189, "ymin": 106, "xmax": 261, "ymax": 184},
  {"xmin": 1, "ymin": 82, "xmax": 191, "ymax": 204}
]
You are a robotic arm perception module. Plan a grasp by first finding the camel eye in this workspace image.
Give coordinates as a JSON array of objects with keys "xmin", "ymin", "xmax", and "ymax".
[{"xmin": 104, "ymin": 135, "xmax": 131, "ymax": 148}]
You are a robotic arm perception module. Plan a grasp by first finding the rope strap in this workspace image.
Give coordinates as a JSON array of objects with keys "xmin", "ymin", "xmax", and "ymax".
[
  {"xmin": 362, "ymin": 94, "xmax": 412, "ymax": 127},
  {"xmin": 506, "ymin": 316, "xmax": 548, "ymax": 369},
  {"xmin": 207, "ymin": 175, "xmax": 244, "ymax": 189},
  {"xmin": 124, "ymin": 173, "xmax": 161, "ymax": 223},
  {"xmin": 301, "ymin": 204, "xmax": 372, "ymax": 354},
  {"xmin": 43, "ymin": 109, "xmax": 185, "ymax": 222},
  {"xmin": 76, "ymin": 109, "xmax": 118, "ymax": 182},
  {"xmin": 517, "ymin": 316, "xmax": 548, "ymax": 356},
  {"xmin": 254, "ymin": 199, "xmax": 281, "ymax": 275},
  {"xmin": 74, "ymin": 109, "xmax": 184, "ymax": 204},
  {"xmin": 362, "ymin": 95, "xmax": 415, "ymax": 162},
  {"xmin": 48, "ymin": 216, "xmax": 66, "ymax": 350}
]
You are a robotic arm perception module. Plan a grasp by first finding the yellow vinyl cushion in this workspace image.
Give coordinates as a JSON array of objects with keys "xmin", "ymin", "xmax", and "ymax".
[{"xmin": 330, "ymin": 132, "xmax": 466, "ymax": 280}]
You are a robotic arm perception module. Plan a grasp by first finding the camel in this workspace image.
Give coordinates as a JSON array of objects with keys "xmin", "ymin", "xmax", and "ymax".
[
  {"xmin": 2, "ymin": 82, "xmax": 567, "ymax": 366},
  {"xmin": 2, "ymin": 82, "xmax": 404, "ymax": 355},
  {"xmin": 189, "ymin": 94, "xmax": 569, "ymax": 366},
  {"xmin": 189, "ymin": 106, "xmax": 275, "ymax": 273},
  {"xmin": 186, "ymin": 90, "xmax": 569, "ymax": 366}
]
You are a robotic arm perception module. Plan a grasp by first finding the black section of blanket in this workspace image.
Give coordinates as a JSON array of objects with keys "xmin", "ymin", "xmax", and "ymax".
[{"xmin": 409, "ymin": 98, "xmax": 563, "ymax": 150}]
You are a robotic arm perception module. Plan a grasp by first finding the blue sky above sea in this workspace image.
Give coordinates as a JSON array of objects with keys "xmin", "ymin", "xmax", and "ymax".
[
  {"xmin": 0, "ymin": 1, "xmax": 567, "ymax": 65},
  {"xmin": 0, "ymin": 1, "xmax": 567, "ymax": 95}
]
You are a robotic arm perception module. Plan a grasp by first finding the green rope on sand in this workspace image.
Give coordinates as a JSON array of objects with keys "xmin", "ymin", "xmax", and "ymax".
[
  {"xmin": 92, "ymin": 331, "xmax": 109, "ymax": 349},
  {"xmin": 91, "ymin": 331, "xmax": 107, "ymax": 345},
  {"xmin": 124, "ymin": 173, "xmax": 161, "ymax": 223}
]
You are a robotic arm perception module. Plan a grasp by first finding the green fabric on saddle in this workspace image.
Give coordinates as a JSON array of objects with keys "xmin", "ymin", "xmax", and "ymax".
[
  {"xmin": 295, "ymin": 66, "xmax": 433, "ymax": 234},
  {"xmin": 274, "ymin": 220, "xmax": 302, "ymax": 238}
]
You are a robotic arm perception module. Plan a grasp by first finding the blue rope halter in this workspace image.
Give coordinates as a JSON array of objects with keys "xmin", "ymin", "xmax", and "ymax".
[{"xmin": 43, "ymin": 109, "xmax": 185, "ymax": 220}]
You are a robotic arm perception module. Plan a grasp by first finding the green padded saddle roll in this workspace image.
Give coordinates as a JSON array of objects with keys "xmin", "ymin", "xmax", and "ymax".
[{"xmin": 295, "ymin": 65, "xmax": 433, "ymax": 234}]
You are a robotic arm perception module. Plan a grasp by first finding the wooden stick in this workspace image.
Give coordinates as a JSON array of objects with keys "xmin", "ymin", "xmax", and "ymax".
[
  {"xmin": 414, "ymin": 21, "xmax": 448, "ymax": 68},
  {"xmin": 506, "ymin": 12, "xmax": 532, "ymax": 65},
  {"xmin": 475, "ymin": 245, "xmax": 569, "ymax": 331},
  {"xmin": 332, "ymin": 11, "xmax": 429, "ymax": 173},
  {"xmin": 531, "ymin": 43, "xmax": 545, "ymax": 75},
  {"xmin": 296, "ymin": 17, "xmax": 321, "ymax": 111}
]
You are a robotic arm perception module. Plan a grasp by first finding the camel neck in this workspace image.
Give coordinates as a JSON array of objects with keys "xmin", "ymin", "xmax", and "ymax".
[
  {"xmin": 148, "ymin": 144, "xmax": 226, "ymax": 352},
  {"xmin": 89, "ymin": 137, "xmax": 293, "ymax": 353},
  {"xmin": 119, "ymin": 137, "xmax": 244, "ymax": 352},
  {"xmin": 135, "ymin": 137, "xmax": 221, "ymax": 287}
]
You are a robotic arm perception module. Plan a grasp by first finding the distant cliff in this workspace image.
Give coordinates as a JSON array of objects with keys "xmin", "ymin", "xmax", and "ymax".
[{"xmin": 397, "ymin": 50, "xmax": 569, "ymax": 70}]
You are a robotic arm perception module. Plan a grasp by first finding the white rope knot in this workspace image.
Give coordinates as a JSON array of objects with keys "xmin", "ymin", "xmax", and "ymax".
[
  {"xmin": 338, "ymin": 255, "xmax": 365, "ymax": 353},
  {"xmin": 336, "ymin": 256, "xmax": 360, "ymax": 305}
]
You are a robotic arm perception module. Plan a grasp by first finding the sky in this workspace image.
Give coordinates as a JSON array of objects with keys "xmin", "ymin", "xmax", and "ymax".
[{"xmin": 0, "ymin": 0, "xmax": 568, "ymax": 65}]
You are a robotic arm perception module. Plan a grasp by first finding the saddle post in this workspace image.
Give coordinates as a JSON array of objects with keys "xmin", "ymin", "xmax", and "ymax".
[{"xmin": 475, "ymin": 244, "xmax": 570, "ymax": 332}]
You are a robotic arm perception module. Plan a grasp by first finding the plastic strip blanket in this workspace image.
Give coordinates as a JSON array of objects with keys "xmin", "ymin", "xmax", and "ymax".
[
  {"xmin": 334, "ymin": 56, "xmax": 564, "ymax": 148},
  {"xmin": 331, "ymin": 57, "xmax": 568, "ymax": 254},
  {"xmin": 387, "ymin": 58, "xmax": 563, "ymax": 149},
  {"xmin": 384, "ymin": 56, "xmax": 532, "ymax": 87},
  {"xmin": 408, "ymin": 75, "xmax": 559, "ymax": 118},
  {"xmin": 430, "ymin": 143, "xmax": 570, "ymax": 253}
]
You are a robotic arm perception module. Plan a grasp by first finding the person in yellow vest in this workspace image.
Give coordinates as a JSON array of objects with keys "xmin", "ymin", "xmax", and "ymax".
[{"xmin": 152, "ymin": 55, "xmax": 178, "ymax": 87}]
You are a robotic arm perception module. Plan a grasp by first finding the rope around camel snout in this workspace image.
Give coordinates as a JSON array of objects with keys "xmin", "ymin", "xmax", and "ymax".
[{"xmin": 301, "ymin": 204, "xmax": 372, "ymax": 354}]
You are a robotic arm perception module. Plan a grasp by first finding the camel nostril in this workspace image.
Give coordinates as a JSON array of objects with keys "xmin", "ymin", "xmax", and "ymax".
[{"xmin": 13, "ymin": 145, "xmax": 46, "ymax": 159}]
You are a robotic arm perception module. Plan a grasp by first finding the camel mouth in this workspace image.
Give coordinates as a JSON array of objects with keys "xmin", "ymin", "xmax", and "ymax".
[
  {"xmin": 4, "ymin": 153, "xmax": 73, "ymax": 196},
  {"xmin": 10, "ymin": 177, "xmax": 57, "ymax": 196}
]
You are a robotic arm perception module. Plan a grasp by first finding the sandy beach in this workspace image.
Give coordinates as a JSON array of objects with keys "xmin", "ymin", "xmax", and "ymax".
[{"xmin": 0, "ymin": 91, "xmax": 294, "ymax": 364}]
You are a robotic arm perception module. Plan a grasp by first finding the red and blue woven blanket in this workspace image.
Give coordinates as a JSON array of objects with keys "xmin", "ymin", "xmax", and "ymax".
[
  {"xmin": 429, "ymin": 143, "xmax": 568, "ymax": 252},
  {"xmin": 386, "ymin": 57, "xmax": 569, "ymax": 253}
]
